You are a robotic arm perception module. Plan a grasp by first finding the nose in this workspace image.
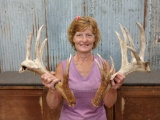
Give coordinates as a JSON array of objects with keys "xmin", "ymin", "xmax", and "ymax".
[{"xmin": 82, "ymin": 35, "xmax": 87, "ymax": 42}]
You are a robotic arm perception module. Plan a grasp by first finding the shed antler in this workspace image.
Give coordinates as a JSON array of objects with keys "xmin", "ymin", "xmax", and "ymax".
[
  {"xmin": 92, "ymin": 22, "xmax": 151, "ymax": 107},
  {"xmin": 19, "ymin": 26, "xmax": 76, "ymax": 107}
]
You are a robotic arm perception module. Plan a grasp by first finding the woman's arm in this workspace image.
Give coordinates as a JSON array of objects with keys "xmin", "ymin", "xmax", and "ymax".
[
  {"xmin": 103, "ymin": 89, "xmax": 117, "ymax": 108},
  {"xmin": 41, "ymin": 62, "xmax": 64, "ymax": 109},
  {"xmin": 46, "ymin": 87, "xmax": 62, "ymax": 109},
  {"xmin": 103, "ymin": 61, "xmax": 125, "ymax": 108}
]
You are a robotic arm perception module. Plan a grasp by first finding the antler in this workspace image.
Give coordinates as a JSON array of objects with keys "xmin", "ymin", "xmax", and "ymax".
[
  {"xmin": 92, "ymin": 22, "xmax": 151, "ymax": 107},
  {"xmin": 19, "ymin": 26, "xmax": 76, "ymax": 107},
  {"xmin": 92, "ymin": 55, "xmax": 114, "ymax": 107},
  {"xmin": 113, "ymin": 22, "xmax": 150, "ymax": 77}
]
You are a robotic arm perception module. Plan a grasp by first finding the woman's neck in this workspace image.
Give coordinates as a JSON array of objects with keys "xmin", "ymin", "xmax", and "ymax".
[{"xmin": 74, "ymin": 52, "xmax": 93, "ymax": 62}]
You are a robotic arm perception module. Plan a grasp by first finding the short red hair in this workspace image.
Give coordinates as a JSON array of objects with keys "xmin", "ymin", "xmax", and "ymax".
[{"xmin": 67, "ymin": 16, "xmax": 101, "ymax": 49}]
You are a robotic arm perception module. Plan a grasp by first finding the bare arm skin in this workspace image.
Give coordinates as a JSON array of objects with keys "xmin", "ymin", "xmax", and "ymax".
[
  {"xmin": 41, "ymin": 63, "xmax": 64, "ymax": 109},
  {"xmin": 103, "ymin": 61, "xmax": 125, "ymax": 108}
]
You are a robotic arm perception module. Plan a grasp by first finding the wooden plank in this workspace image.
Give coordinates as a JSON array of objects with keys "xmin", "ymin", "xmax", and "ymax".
[
  {"xmin": 0, "ymin": 87, "xmax": 43, "ymax": 120},
  {"xmin": 115, "ymin": 86, "xmax": 160, "ymax": 120},
  {"xmin": 0, "ymin": 86, "xmax": 62, "ymax": 120}
]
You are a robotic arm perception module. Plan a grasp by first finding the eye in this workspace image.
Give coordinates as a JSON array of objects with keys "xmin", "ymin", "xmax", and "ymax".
[
  {"xmin": 76, "ymin": 34, "xmax": 84, "ymax": 39},
  {"xmin": 87, "ymin": 34, "xmax": 92, "ymax": 36},
  {"xmin": 86, "ymin": 34, "xmax": 93, "ymax": 38},
  {"xmin": 76, "ymin": 34, "xmax": 82, "ymax": 37}
]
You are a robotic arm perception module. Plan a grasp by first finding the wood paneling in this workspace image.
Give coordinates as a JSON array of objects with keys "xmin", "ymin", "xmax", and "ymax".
[
  {"xmin": 0, "ymin": 86, "xmax": 111, "ymax": 120},
  {"xmin": 0, "ymin": 86, "xmax": 62, "ymax": 120},
  {"xmin": 0, "ymin": 86, "xmax": 43, "ymax": 120},
  {"xmin": 42, "ymin": 88, "xmax": 62, "ymax": 120},
  {"xmin": 1, "ymin": 86, "xmax": 160, "ymax": 120},
  {"xmin": 115, "ymin": 86, "xmax": 160, "ymax": 120}
]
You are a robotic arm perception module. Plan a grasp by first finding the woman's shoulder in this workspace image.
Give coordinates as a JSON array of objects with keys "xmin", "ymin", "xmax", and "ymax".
[
  {"xmin": 60, "ymin": 56, "xmax": 72, "ymax": 66},
  {"xmin": 59, "ymin": 56, "xmax": 73, "ymax": 71},
  {"xmin": 60, "ymin": 59, "xmax": 67, "ymax": 65}
]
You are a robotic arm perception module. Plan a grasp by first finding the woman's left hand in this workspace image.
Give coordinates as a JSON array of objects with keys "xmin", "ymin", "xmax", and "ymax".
[{"xmin": 111, "ymin": 73, "xmax": 125, "ymax": 89}]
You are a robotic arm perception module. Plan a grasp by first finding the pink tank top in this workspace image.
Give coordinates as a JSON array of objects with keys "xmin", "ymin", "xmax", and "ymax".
[{"xmin": 60, "ymin": 55, "xmax": 107, "ymax": 120}]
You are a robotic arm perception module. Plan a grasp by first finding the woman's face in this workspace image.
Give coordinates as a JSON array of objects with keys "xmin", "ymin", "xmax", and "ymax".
[{"xmin": 73, "ymin": 27, "xmax": 95, "ymax": 53}]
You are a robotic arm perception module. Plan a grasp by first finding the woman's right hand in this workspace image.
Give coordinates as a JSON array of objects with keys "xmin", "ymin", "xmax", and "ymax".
[{"xmin": 41, "ymin": 71, "xmax": 60, "ymax": 90}]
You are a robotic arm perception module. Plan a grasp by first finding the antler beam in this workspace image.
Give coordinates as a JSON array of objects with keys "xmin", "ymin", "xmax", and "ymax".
[
  {"xmin": 92, "ymin": 22, "xmax": 151, "ymax": 107},
  {"xmin": 19, "ymin": 26, "xmax": 76, "ymax": 107}
]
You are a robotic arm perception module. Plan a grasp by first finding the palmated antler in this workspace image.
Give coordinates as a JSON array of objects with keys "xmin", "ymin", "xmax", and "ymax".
[
  {"xmin": 19, "ymin": 26, "xmax": 76, "ymax": 107},
  {"xmin": 92, "ymin": 22, "xmax": 151, "ymax": 107}
]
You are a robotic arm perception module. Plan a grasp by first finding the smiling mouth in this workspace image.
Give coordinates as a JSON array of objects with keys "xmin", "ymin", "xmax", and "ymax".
[{"xmin": 80, "ymin": 44, "xmax": 89, "ymax": 46}]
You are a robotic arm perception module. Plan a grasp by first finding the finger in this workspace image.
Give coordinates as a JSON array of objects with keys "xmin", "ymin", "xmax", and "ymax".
[
  {"xmin": 48, "ymin": 78, "xmax": 61, "ymax": 89},
  {"xmin": 117, "ymin": 73, "xmax": 125, "ymax": 79},
  {"xmin": 41, "ymin": 73, "xmax": 50, "ymax": 80},
  {"xmin": 111, "ymin": 79, "xmax": 116, "ymax": 86},
  {"xmin": 113, "ymin": 75, "xmax": 119, "ymax": 82},
  {"xmin": 46, "ymin": 77, "xmax": 53, "ymax": 83},
  {"xmin": 50, "ymin": 71, "xmax": 56, "ymax": 75},
  {"xmin": 114, "ymin": 73, "xmax": 125, "ymax": 83},
  {"xmin": 111, "ymin": 80, "xmax": 118, "ymax": 89},
  {"xmin": 114, "ymin": 78, "xmax": 121, "ymax": 84},
  {"xmin": 53, "ymin": 79, "xmax": 61, "ymax": 87},
  {"xmin": 41, "ymin": 74, "xmax": 46, "ymax": 79},
  {"xmin": 44, "ymin": 78, "xmax": 60, "ymax": 89}
]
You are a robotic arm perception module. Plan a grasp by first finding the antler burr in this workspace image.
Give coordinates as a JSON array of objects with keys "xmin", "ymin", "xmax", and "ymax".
[
  {"xmin": 19, "ymin": 26, "xmax": 76, "ymax": 107},
  {"xmin": 92, "ymin": 22, "xmax": 151, "ymax": 107}
]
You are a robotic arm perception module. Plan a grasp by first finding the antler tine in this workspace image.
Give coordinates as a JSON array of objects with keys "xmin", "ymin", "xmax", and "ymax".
[
  {"xmin": 123, "ymin": 27, "xmax": 136, "ymax": 62},
  {"xmin": 97, "ymin": 54, "xmax": 107, "ymax": 71},
  {"xmin": 136, "ymin": 22, "xmax": 146, "ymax": 61},
  {"xmin": 106, "ymin": 56, "xmax": 115, "ymax": 89},
  {"xmin": 39, "ymin": 38, "xmax": 48, "ymax": 65},
  {"xmin": 119, "ymin": 23, "xmax": 129, "ymax": 66},
  {"xmin": 110, "ymin": 56, "xmax": 116, "ymax": 80},
  {"xmin": 26, "ymin": 32, "xmax": 33, "ymax": 60},
  {"xmin": 95, "ymin": 54, "xmax": 104, "ymax": 76},
  {"xmin": 65, "ymin": 54, "xmax": 72, "ymax": 75},
  {"xmin": 115, "ymin": 30, "xmax": 128, "ymax": 68},
  {"xmin": 127, "ymin": 46, "xmax": 141, "ymax": 63},
  {"xmin": 110, "ymin": 56, "xmax": 115, "ymax": 73},
  {"xmin": 35, "ymin": 25, "xmax": 43, "ymax": 61}
]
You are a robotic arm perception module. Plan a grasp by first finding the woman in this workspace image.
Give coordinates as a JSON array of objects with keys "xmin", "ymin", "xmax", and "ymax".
[{"xmin": 41, "ymin": 16, "xmax": 125, "ymax": 120}]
